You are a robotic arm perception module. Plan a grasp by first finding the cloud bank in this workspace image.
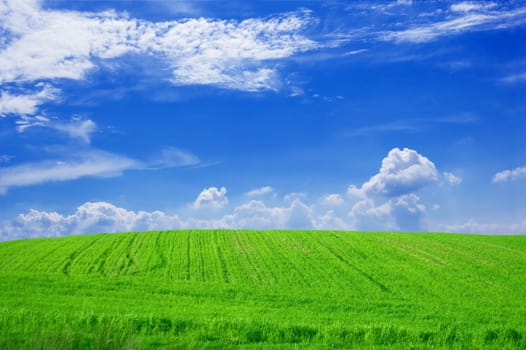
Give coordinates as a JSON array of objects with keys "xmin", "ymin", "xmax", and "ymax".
[{"xmin": 4, "ymin": 147, "xmax": 516, "ymax": 241}]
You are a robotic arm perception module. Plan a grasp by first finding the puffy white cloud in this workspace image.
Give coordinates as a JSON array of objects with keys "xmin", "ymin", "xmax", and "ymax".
[
  {"xmin": 349, "ymin": 194, "xmax": 426, "ymax": 231},
  {"xmin": 436, "ymin": 219, "xmax": 526, "ymax": 235},
  {"xmin": 493, "ymin": 166, "xmax": 526, "ymax": 183},
  {"xmin": 192, "ymin": 186, "xmax": 228, "ymax": 209},
  {"xmin": 321, "ymin": 193, "xmax": 344, "ymax": 206},
  {"xmin": 245, "ymin": 186, "xmax": 275, "ymax": 197},
  {"xmin": 315, "ymin": 210, "xmax": 351, "ymax": 230},
  {"xmin": 362, "ymin": 147, "xmax": 438, "ymax": 197},
  {"xmin": 0, "ymin": 201, "xmax": 185, "ymax": 241},
  {"xmin": 220, "ymin": 199, "xmax": 315, "ymax": 230},
  {"xmin": 347, "ymin": 184, "xmax": 365, "ymax": 199},
  {"xmin": 443, "ymin": 172, "xmax": 462, "ymax": 185}
]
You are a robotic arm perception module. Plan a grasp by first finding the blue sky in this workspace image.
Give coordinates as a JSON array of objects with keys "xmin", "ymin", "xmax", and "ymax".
[{"xmin": 1, "ymin": 0, "xmax": 526, "ymax": 240}]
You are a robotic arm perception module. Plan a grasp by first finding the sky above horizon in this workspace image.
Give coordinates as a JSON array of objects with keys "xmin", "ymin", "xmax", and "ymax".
[{"xmin": 1, "ymin": 0, "xmax": 526, "ymax": 240}]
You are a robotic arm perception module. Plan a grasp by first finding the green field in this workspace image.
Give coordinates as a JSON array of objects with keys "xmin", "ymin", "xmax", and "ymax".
[{"xmin": 0, "ymin": 230, "xmax": 525, "ymax": 349}]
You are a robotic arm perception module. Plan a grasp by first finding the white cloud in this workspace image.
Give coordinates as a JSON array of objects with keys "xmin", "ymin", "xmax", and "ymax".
[
  {"xmin": 315, "ymin": 210, "xmax": 351, "ymax": 230},
  {"xmin": 451, "ymin": 2, "xmax": 496, "ymax": 13},
  {"xmin": 192, "ymin": 186, "xmax": 228, "ymax": 209},
  {"xmin": 245, "ymin": 186, "xmax": 275, "ymax": 197},
  {"xmin": 436, "ymin": 219, "xmax": 526, "ymax": 234},
  {"xmin": 361, "ymin": 147, "xmax": 438, "ymax": 197},
  {"xmin": 492, "ymin": 165, "xmax": 526, "ymax": 183},
  {"xmin": 0, "ymin": 83, "xmax": 58, "ymax": 116},
  {"xmin": 396, "ymin": 0, "xmax": 413, "ymax": 6},
  {"xmin": 0, "ymin": 1, "xmax": 317, "ymax": 91},
  {"xmin": 220, "ymin": 199, "xmax": 315, "ymax": 230},
  {"xmin": 284, "ymin": 192, "xmax": 307, "ymax": 202},
  {"xmin": 0, "ymin": 150, "xmax": 139, "ymax": 194},
  {"xmin": 0, "ymin": 201, "xmax": 186, "ymax": 241},
  {"xmin": 321, "ymin": 193, "xmax": 344, "ymax": 206},
  {"xmin": 382, "ymin": 6, "xmax": 526, "ymax": 43},
  {"xmin": 151, "ymin": 147, "xmax": 200, "ymax": 168},
  {"xmin": 16, "ymin": 116, "xmax": 97, "ymax": 143},
  {"xmin": 347, "ymin": 184, "xmax": 365, "ymax": 199},
  {"xmin": 349, "ymin": 193, "xmax": 426, "ymax": 231},
  {"xmin": 443, "ymin": 172, "xmax": 462, "ymax": 185},
  {"xmin": 0, "ymin": 147, "xmax": 199, "ymax": 194}
]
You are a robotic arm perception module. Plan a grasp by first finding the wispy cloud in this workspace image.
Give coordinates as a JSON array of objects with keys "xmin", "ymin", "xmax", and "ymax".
[
  {"xmin": 493, "ymin": 165, "xmax": 526, "ymax": 183},
  {"xmin": 382, "ymin": 5, "xmax": 526, "ymax": 43},
  {"xmin": 450, "ymin": 2, "xmax": 496, "ymax": 13},
  {"xmin": 500, "ymin": 72, "xmax": 526, "ymax": 84},
  {"xmin": 0, "ymin": 83, "xmax": 58, "ymax": 116},
  {"xmin": 348, "ymin": 113, "xmax": 478, "ymax": 136},
  {"xmin": 0, "ymin": 150, "xmax": 138, "ymax": 194},
  {"xmin": 16, "ymin": 116, "xmax": 97, "ymax": 143},
  {"xmin": 0, "ymin": 1, "xmax": 318, "ymax": 91},
  {"xmin": 0, "ymin": 147, "xmax": 201, "ymax": 194}
]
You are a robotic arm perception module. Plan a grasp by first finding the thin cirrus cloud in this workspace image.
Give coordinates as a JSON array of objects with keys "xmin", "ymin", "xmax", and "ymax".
[
  {"xmin": 16, "ymin": 116, "xmax": 97, "ymax": 143},
  {"xmin": 0, "ymin": 148, "xmax": 200, "ymax": 195},
  {"xmin": 381, "ymin": 4, "xmax": 526, "ymax": 43}
]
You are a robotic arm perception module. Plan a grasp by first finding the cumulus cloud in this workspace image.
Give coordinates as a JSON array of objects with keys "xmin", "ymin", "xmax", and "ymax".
[
  {"xmin": 436, "ymin": 219, "xmax": 526, "ymax": 234},
  {"xmin": 220, "ymin": 199, "xmax": 315, "ymax": 230},
  {"xmin": 0, "ymin": 201, "xmax": 186, "ymax": 241},
  {"xmin": 192, "ymin": 186, "xmax": 228, "ymax": 209},
  {"xmin": 0, "ymin": 198, "xmax": 318, "ymax": 241},
  {"xmin": 349, "ymin": 194, "xmax": 426, "ymax": 231},
  {"xmin": 492, "ymin": 165, "xmax": 526, "ymax": 183},
  {"xmin": 321, "ymin": 193, "xmax": 344, "ymax": 206},
  {"xmin": 245, "ymin": 186, "xmax": 275, "ymax": 197},
  {"xmin": 443, "ymin": 172, "xmax": 462, "ymax": 185},
  {"xmin": 361, "ymin": 147, "xmax": 438, "ymax": 197}
]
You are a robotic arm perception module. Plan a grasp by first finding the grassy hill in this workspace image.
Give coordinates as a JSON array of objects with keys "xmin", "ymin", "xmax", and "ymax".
[{"xmin": 0, "ymin": 230, "xmax": 525, "ymax": 349}]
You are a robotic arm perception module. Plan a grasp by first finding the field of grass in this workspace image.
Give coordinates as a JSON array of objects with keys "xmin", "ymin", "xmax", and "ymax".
[{"xmin": 0, "ymin": 230, "xmax": 525, "ymax": 349}]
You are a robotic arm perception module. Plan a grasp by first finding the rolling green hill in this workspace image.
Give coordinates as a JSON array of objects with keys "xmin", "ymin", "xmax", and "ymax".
[{"xmin": 1, "ymin": 230, "xmax": 525, "ymax": 349}]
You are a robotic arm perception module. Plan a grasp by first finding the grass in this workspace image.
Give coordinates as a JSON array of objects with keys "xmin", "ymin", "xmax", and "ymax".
[{"xmin": 0, "ymin": 230, "xmax": 525, "ymax": 348}]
